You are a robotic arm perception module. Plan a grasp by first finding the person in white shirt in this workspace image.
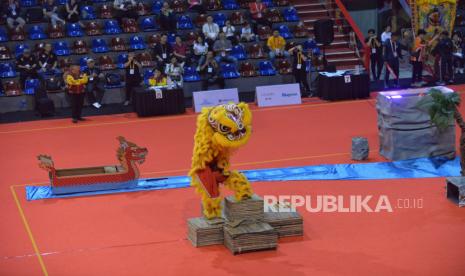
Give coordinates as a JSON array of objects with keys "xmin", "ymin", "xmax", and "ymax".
[
  {"xmin": 222, "ymin": 20, "xmax": 237, "ymax": 45},
  {"xmin": 241, "ymin": 21, "xmax": 256, "ymax": 42},
  {"xmin": 193, "ymin": 36, "xmax": 209, "ymax": 70},
  {"xmin": 202, "ymin": 16, "xmax": 220, "ymax": 45},
  {"xmin": 381, "ymin": 25, "xmax": 392, "ymax": 43},
  {"xmin": 165, "ymin": 57, "xmax": 184, "ymax": 87}
]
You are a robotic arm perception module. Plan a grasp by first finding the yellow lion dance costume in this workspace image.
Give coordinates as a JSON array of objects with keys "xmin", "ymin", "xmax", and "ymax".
[{"xmin": 189, "ymin": 102, "xmax": 253, "ymax": 219}]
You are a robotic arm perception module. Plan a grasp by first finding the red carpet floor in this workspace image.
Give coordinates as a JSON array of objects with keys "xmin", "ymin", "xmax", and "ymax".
[{"xmin": 1, "ymin": 88, "xmax": 465, "ymax": 276}]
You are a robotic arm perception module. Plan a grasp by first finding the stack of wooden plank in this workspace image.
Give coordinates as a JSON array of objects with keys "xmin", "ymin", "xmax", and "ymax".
[
  {"xmin": 187, "ymin": 217, "xmax": 225, "ymax": 247},
  {"xmin": 224, "ymin": 194, "xmax": 264, "ymax": 222},
  {"xmin": 223, "ymin": 221, "xmax": 278, "ymax": 254},
  {"xmin": 263, "ymin": 211, "xmax": 303, "ymax": 237}
]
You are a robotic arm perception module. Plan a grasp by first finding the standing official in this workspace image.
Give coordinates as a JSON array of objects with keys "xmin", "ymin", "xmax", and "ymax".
[
  {"xmin": 66, "ymin": 65, "xmax": 88, "ymax": 123},
  {"xmin": 383, "ymin": 32, "xmax": 403, "ymax": 88},
  {"xmin": 289, "ymin": 45, "xmax": 311, "ymax": 97}
]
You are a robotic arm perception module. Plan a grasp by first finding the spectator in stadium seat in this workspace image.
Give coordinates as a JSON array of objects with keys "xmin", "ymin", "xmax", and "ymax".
[
  {"xmin": 148, "ymin": 68, "xmax": 167, "ymax": 87},
  {"xmin": 193, "ymin": 36, "xmax": 209, "ymax": 70},
  {"xmin": 223, "ymin": 20, "xmax": 238, "ymax": 45},
  {"xmin": 113, "ymin": 0, "xmax": 138, "ymax": 26},
  {"xmin": 154, "ymin": 34, "xmax": 173, "ymax": 68},
  {"xmin": 381, "ymin": 25, "xmax": 392, "ymax": 43},
  {"xmin": 83, "ymin": 58, "xmax": 105, "ymax": 109},
  {"xmin": 365, "ymin": 28, "xmax": 382, "ymax": 80},
  {"xmin": 288, "ymin": 45, "xmax": 311, "ymax": 97},
  {"xmin": 66, "ymin": 65, "xmax": 88, "ymax": 123},
  {"xmin": 165, "ymin": 57, "xmax": 184, "ymax": 87},
  {"xmin": 16, "ymin": 48, "xmax": 38, "ymax": 89},
  {"xmin": 173, "ymin": 36, "xmax": 189, "ymax": 65},
  {"xmin": 159, "ymin": 1, "xmax": 177, "ymax": 32},
  {"xmin": 240, "ymin": 22, "xmax": 256, "ymax": 42},
  {"xmin": 200, "ymin": 51, "xmax": 224, "ymax": 90},
  {"xmin": 43, "ymin": 0, "xmax": 66, "ymax": 26},
  {"xmin": 213, "ymin": 32, "xmax": 238, "ymax": 66},
  {"xmin": 6, "ymin": 0, "xmax": 26, "ymax": 31},
  {"xmin": 123, "ymin": 50, "xmax": 142, "ymax": 106},
  {"xmin": 38, "ymin": 43, "xmax": 59, "ymax": 75},
  {"xmin": 249, "ymin": 0, "xmax": 270, "ymax": 33},
  {"xmin": 202, "ymin": 16, "xmax": 220, "ymax": 46},
  {"xmin": 188, "ymin": 0, "xmax": 206, "ymax": 14},
  {"xmin": 267, "ymin": 30, "xmax": 289, "ymax": 62},
  {"xmin": 65, "ymin": 0, "xmax": 82, "ymax": 25}
]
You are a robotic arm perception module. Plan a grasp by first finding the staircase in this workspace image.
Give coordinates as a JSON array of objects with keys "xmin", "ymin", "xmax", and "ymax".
[{"xmin": 291, "ymin": 0, "xmax": 363, "ymax": 69}]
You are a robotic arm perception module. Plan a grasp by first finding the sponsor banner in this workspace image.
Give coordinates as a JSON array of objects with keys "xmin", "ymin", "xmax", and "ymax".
[
  {"xmin": 256, "ymin": 83, "xmax": 302, "ymax": 107},
  {"xmin": 192, "ymin": 88, "xmax": 239, "ymax": 113}
]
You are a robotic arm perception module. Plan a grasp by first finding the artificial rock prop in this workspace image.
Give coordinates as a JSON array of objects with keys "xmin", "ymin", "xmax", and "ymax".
[{"xmin": 351, "ymin": 137, "xmax": 369, "ymax": 160}]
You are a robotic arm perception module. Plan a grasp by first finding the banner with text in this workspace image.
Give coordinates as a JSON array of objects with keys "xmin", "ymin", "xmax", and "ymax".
[
  {"xmin": 256, "ymin": 83, "xmax": 301, "ymax": 107},
  {"xmin": 193, "ymin": 88, "xmax": 239, "ymax": 112}
]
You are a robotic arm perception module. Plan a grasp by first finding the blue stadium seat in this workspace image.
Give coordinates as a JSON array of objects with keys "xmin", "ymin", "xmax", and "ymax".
[
  {"xmin": 79, "ymin": 57, "xmax": 90, "ymax": 70},
  {"xmin": 92, "ymin": 38, "xmax": 109, "ymax": 53},
  {"xmin": 0, "ymin": 28, "xmax": 8, "ymax": 42},
  {"xmin": 183, "ymin": 66, "xmax": 200, "ymax": 82},
  {"xmin": 15, "ymin": 44, "xmax": 29, "ymax": 57},
  {"xmin": 80, "ymin": 6, "xmax": 96, "ymax": 20},
  {"xmin": 56, "ymin": 0, "xmax": 67, "ymax": 4},
  {"xmin": 66, "ymin": 23, "xmax": 84, "ymax": 37},
  {"xmin": 178, "ymin": 15, "xmax": 193, "ymax": 30},
  {"xmin": 283, "ymin": 7, "xmax": 299, "ymax": 22},
  {"xmin": 143, "ymin": 69, "xmax": 154, "ymax": 85},
  {"xmin": 221, "ymin": 63, "xmax": 240, "ymax": 79},
  {"xmin": 278, "ymin": 25, "xmax": 293, "ymax": 39},
  {"xmin": 20, "ymin": 0, "xmax": 37, "ymax": 7},
  {"xmin": 0, "ymin": 63, "xmax": 17, "ymax": 78},
  {"xmin": 105, "ymin": 73, "xmax": 124, "ymax": 89},
  {"xmin": 53, "ymin": 41, "xmax": 70, "ymax": 56},
  {"xmin": 303, "ymin": 39, "xmax": 318, "ymax": 52},
  {"xmin": 29, "ymin": 25, "xmax": 47, "ymax": 40},
  {"xmin": 141, "ymin": 17, "xmax": 158, "ymax": 31},
  {"xmin": 152, "ymin": 1, "xmax": 164, "ymax": 14},
  {"xmin": 117, "ymin": 54, "xmax": 128, "ymax": 69},
  {"xmin": 167, "ymin": 33, "xmax": 176, "ymax": 45},
  {"xmin": 222, "ymin": 0, "xmax": 239, "ymax": 10},
  {"xmin": 104, "ymin": 20, "xmax": 122, "ymax": 34},
  {"xmin": 24, "ymin": 79, "xmax": 40, "ymax": 95},
  {"xmin": 259, "ymin": 61, "xmax": 276, "ymax": 76},
  {"xmin": 214, "ymin": 13, "xmax": 227, "ymax": 27},
  {"xmin": 231, "ymin": 45, "xmax": 247, "ymax": 60},
  {"xmin": 262, "ymin": 0, "xmax": 274, "ymax": 7},
  {"xmin": 129, "ymin": 36, "xmax": 146, "ymax": 50}
]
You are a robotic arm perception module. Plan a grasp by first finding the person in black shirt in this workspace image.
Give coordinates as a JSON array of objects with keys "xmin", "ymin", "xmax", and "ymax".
[
  {"xmin": 6, "ymin": 0, "xmax": 26, "ymax": 31},
  {"xmin": 434, "ymin": 31, "xmax": 454, "ymax": 84},
  {"xmin": 289, "ymin": 45, "xmax": 311, "ymax": 97},
  {"xmin": 154, "ymin": 34, "xmax": 173, "ymax": 69},
  {"xmin": 383, "ymin": 32, "xmax": 404, "ymax": 88},
  {"xmin": 200, "ymin": 51, "xmax": 224, "ymax": 90},
  {"xmin": 38, "ymin": 43, "xmax": 59, "ymax": 76},
  {"xmin": 16, "ymin": 48, "xmax": 38, "ymax": 88},
  {"xmin": 365, "ymin": 28, "xmax": 382, "ymax": 80},
  {"xmin": 123, "ymin": 51, "xmax": 142, "ymax": 106},
  {"xmin": 82, "ymin": 58, "xmax": 105, "ymax": 109}
]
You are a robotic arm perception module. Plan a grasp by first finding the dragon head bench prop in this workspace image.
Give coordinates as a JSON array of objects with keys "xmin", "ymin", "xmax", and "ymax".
[{"xmin": 38, "ymin": 136, "xmax": 148, "ymax": 195}]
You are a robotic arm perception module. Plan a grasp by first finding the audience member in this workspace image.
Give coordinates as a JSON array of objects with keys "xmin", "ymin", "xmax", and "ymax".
[
  {"xmin": 383, "ymin": 32, "xmax": 403, "ymax": 88},
  {"xmin": 240, "ymin": 22, "xmax": 256, "ymax": 42},
  {"xmin": 16, "ymin": 48, "xmax": 38, "ymax": 89},
  {"xmin": 173, "ymin": 36, "xmax": 189, "ymax": 64},
  {"xmin": 148, "ymin": 68, "xmax": 167, "ymax": 87},
  {"xmin": 223, "ymin": 20, "xmax": 237, "ymax": 45},
  {"xmin": 165, "ymin": 57, "xmax": 184, "ymax": 87},
  {"xmin": 381, "ymin": 25, "xmax": 392, "ymax": 43},
  {"xmin": 83, "ymin": 58, "xmax": 105, "ymax": 109},
  {"xmin": 435, "ymin": 31, "xmax": 454, "ymax": 85},
  {"xmin": 38, "ymin": 43, "xmax": 59, "ymax": 76},
  {"xmin": 452, "ymin": 31, "xmax": 464, "ymax": 74},
  {"xmin": 213, "ymin": 32, "xmax": 238, "ymax": 66},
  {"xmin": 249, "ymin": 0, "xmax": 270, "ymax": 32},
  {"xmin": 123, "ymin": 51, "xmax": 142, "ymax": 106},
  {"xmin": 193, "ymin": 36, "xmax": 209, "ymax": 70},
  {"xmin": 66, "ymin": 65, "xmax": 88, "ymax": 123},
  {"xmin": 410, "ymin": 29, "xmax": 427, "ymax": 87},
  {"xmin": 6, "ymin": 0, "xmax": 26, "ymax": 31},
  {"xmin": 365, "ymin": 29, "xmax": 382, "ymax": 80},
  {"xmin": 288, "ymin": 45, "xmax": 311, "ymax": 97},
  {"xmin": 202, "ymin": 16, "xmax": 220, "ymax": 46},
  {"xmin": 159, "ymin": 1, "xmax": 177, "ymax": 32},
  {"xmin": 113, "ymin": 0, "xmax": 138, "ymax": 25},
  {"xmin": 267, "ymin": 30, "xmax": 289, "ymax": 62},
  {"xmin": 43, "ymin": 0, "xmax": 66, "ymax": 26},
  {"xmin": 200, "ymin": 51, "xmax": 224, "ymax": 90},
  {"xmin": 154, "ymin": 34, "xmax": 173, "ymax": 68},
  {"xmin": 65, "ymin": 0, "xmax": 81, "ymax": 25},
  {"xmin": 188, "ymin": 0, "xmax": 206, "ymax": 14}
]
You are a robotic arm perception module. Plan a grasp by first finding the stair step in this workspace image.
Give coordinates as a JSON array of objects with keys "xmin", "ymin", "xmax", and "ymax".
[{"xmin": 298, "ymin": 9, "xmax": 333, "ymax": 16}]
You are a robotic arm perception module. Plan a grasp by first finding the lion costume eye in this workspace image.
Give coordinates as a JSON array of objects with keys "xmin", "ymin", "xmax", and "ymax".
[{"xmin": 219, "ymin": 124, "xmax": 231, "ymax": 133}]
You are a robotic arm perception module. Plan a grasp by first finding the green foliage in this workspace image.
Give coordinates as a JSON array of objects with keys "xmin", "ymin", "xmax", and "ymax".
[{"xmin": 416, "ymin": 88, "xmax": 461, "ymax": 132}]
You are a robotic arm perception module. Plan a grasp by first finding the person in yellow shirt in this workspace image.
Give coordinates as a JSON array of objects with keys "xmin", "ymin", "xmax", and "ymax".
[
  {"xmin": 66, "ymin": 65, "xmax": 88, "ymax": 123},
  {"xmin": 267, "ymin": 30, "xmax": 290, "ymax": 62},
  {"xmin": 148, "ymin": 68, "xmax": 167, "ymax": 87}
]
